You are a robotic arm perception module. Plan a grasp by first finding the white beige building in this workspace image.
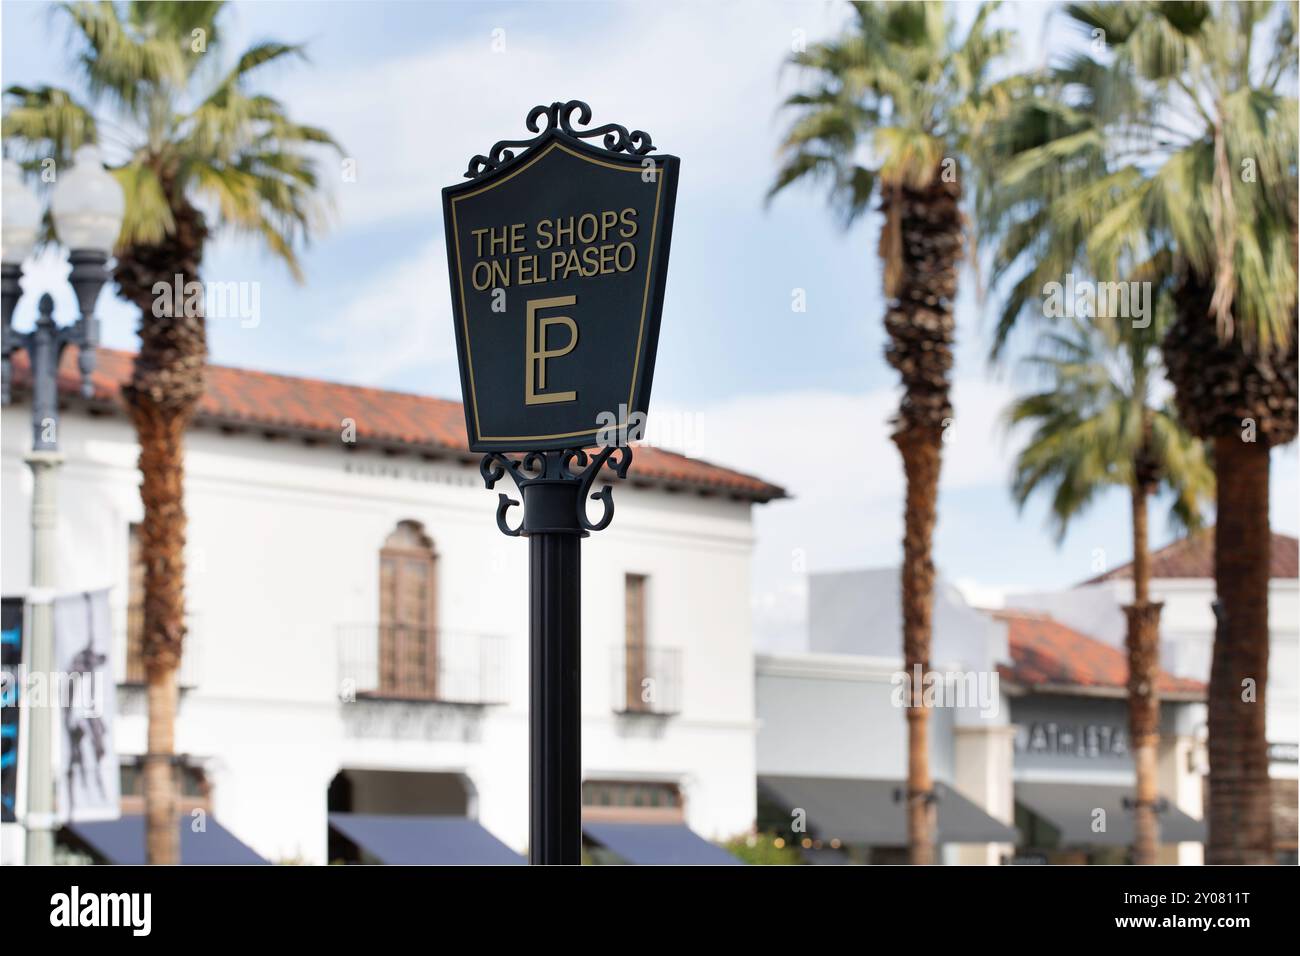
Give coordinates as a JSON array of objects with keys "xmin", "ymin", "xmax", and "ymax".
[
  {"xmin": 1, "ymin": 347, "xmax": 782, "ymax": 864},
  {"xmin": 756, "ymin": 569, "xmax": 1210, "ymax": 865},
  {"xmin": 1011, "ymin": 536, "xmax": 1299, "ymax": 863}
]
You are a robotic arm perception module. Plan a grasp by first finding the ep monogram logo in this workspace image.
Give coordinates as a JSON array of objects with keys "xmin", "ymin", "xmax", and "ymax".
[{"xmin": 525, "ymin": 296, "xmax": 579, "ymax": 405}]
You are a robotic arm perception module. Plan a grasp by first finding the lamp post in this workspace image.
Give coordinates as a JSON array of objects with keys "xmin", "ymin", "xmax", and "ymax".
[{"xmin": 1, "ymin": 146, "xmax": 123, "ymax": 865}]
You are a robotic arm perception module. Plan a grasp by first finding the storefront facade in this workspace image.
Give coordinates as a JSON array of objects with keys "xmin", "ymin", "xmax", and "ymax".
[
  {"xmin": 1011, "ymin": 533, "xmax": 1298, "ymax": 863},
  {"xmin": 756, "ymin": 571, "xmax": 1018, "ymax": 865},
  {"xmin": 755, "ymin": 571, "xmax": 1208, "ymax": 864},
  {"xmin": 1006, "ymin": 693, "xmax": 1205, "ymax": 864}
]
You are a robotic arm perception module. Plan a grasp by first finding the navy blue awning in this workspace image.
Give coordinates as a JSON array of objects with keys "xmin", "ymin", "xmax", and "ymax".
[
  {"xmin": 583, "ymin": 822, "xmax": 743, "ymax": 865},
  {"xmin": 64, "ymin": 815, "xmax": 268, "ymax": 865},
  {"xmin": 328, "ymin": 813, "xmax": 523, "ymax": 865}
]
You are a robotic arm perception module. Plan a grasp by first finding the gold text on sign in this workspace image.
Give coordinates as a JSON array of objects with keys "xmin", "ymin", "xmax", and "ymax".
[{"xmin": 526, "ymin": 295, "xmax": 578, "ymax": 405}]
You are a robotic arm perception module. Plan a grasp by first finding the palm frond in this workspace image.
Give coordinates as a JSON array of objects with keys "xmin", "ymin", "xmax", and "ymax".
[
  {"xmin": 2, "ymin": 84, "xmax": 98, "ymax": 165},
  {"xmin": 3, "ymin": 2, "xmax": 344, "ymax": 283},
  {"xmin": 983, "ymin": 1, "xmax": 1297, "ymax": 355},
  {"xmin": 1004, "ymin": 311, "xmax": 1212, "ymax": 540},
  {"xmin": 771, "ymin": 0, "xmax": 1013, "ymax": 233},
  {"xmin": 57, "ymin": 1, "xmax": 187, "ymax": 113}
]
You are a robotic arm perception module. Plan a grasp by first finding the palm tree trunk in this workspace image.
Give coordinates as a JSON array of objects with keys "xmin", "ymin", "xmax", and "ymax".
[
  {"xmin": 1207, "ymin": 434, "xmax": 1274, "ymax": 864},
  {"xmin": 115, "ymin": 193, "xmax": 208, "ymax": 866},
  {"xmin": 1123, "ymin": 478, "xmax": 1162, "ymax": 865},
  {"xmin": 144, "ymin": 658, "xmax": 178, "ymax": 864},
  {"xmin": 132, "ymin": 401, "xmax": 191, "ymax": 865},
  {"xmin": 880, "ymin": 173, "xmax": 960, "ymax": 867},
  {"xmin": 895, "ymin": 427, "xmax": 942, "ymax": 866},
  {"xmin": 1165, "ymin": 271, "xmax": 1294, "ymax": 864}
]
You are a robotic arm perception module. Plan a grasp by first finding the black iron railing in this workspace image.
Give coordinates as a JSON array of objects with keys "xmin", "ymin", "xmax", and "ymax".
[
  {"xmin": 611, "ymin": 642, "xmax": 681, "ymax": 715},
  {"xmin": 338, "ymin": 624, "xmax": 508, "ymax": 705}
]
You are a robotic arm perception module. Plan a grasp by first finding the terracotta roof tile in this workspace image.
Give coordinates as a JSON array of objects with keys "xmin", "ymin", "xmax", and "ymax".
[
  {"xmin": 991, "ymin": 609, "xmax": 1205, "ymax": 698},
  {"xmin": 1082, "ymin": 529, "xmax": 1298, "ymax": 583},
  {"xmin": 10, "ymin": 348, "xmax": 786, "ymax": 503}
]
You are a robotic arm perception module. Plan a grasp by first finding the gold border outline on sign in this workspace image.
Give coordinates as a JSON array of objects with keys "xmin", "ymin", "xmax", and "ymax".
[{"xmin": 450, "ymin": 140, "xmax": 666, "ymax": 444}]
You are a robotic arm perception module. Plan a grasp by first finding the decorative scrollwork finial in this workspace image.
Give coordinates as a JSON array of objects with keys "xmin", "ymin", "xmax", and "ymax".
[
  {"xmin": 479, "ymin": 446, "xmax": 634, "ymax": 536},
  {"xmin": 464, "ymin": 100, "xmax": 656, "ymax": 178}
]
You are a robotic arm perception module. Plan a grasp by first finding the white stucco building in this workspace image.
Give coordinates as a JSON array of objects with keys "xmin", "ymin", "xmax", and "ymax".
[
  {"xmin": 1011, "ymin": 534, "xmax": 1299, "ymax": 862},
  {"xmin": 756, "ymin": 568, "xmax": 1210, "ymax": 865},
  {"xmin": 757, "ymin": 571, "xmax": 1019, "ymax": 866},
  {"xmin": 1, "ymin": 347, "xmax": 782, "ymax": 864}
]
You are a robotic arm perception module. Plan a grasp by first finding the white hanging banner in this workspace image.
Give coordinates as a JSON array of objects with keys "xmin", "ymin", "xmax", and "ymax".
[{"xmin": 53, "ymin": 589, "xmax": 119, "ymax": 822}]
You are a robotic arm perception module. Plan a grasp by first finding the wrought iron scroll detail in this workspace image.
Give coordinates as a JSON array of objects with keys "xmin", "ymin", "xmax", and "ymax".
[
  {"xmin": 464, "ymin": 101, "xmax": 656, "ymax": 179},
  {"xmin": 479, "ymin": 446, "xmax": 634, "ymax": 537}
]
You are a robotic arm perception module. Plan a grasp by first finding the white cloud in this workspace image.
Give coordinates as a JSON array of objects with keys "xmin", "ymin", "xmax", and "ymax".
[
  {"xmin": 654, "ymin": 376, "xmax": 1016, "ymax": 502},
  {"xmin": 284, "ymin": 2, "xmax": 854, "ymax": 399},
  {"xmin": 313, "ymin": 237, "xmax": 456, "ymax": 382},
  {"xmin": 282, "ymin": 1, "xmax": 848, "ymax": 231},
  {"xmin": 653, "ymin": 376, "xmax": 1018, "ymax": 650},
  {"xmin": 690, "ymin": 379, "xmax": 1297, "ymax": 652}
]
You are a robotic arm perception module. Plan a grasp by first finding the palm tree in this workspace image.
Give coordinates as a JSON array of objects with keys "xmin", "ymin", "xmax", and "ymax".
[
  {"xmin": 771, "ymin": 0, "xmax": 1013, "ymax": 864},
  {"xmin": 1005, "ymin": 310, "xmax": 1212, "ymax": 864},
  {"xmin": 983, "ymin": 0, "xmax": 1297, "ymax": 864},
  {"xmin": 4, "ymin": 1, "xmax": 339, "ymax": 864}
]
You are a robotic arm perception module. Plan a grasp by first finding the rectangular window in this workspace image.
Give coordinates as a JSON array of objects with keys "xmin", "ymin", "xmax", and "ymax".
[
  {"xmin": 119, "ymin": 757, "xmax": 210, "ymax": 816},
  {"xmin": 624, "ymin": 574, "xmax": 648, "ymax": 712},
  {"xmin": 582, "ymin": 780, "xmax": 683, "ymax": 823}
]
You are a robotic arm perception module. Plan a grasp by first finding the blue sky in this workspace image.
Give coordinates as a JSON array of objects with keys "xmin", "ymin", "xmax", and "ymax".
[{"xmin": 4, "ymin": 0, "xmax": 1296, "ymax": 649}]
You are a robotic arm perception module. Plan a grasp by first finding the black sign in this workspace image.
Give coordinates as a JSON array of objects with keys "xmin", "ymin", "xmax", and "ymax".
[
  {"xmin": 443, "ymin": 102, "xmax": 679, "ymax": 452},
  {"xmin": 1, "ymin": 597, "xmax": 23, "ymax": 823}
]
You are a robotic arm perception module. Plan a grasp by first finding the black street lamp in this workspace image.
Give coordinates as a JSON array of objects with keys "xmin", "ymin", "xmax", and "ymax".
[{"xmin": 1, "ymin": 147, "xmax": 123, "ymax": 865}]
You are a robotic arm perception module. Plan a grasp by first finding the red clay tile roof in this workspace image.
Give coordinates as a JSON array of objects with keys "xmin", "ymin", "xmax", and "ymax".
[
  {"xmin": 11, "ymin": 348, "xmax": 785, "ymax": 503},
  {"xmin": 992, "ymin": 609, "xmax": 1205, "ymax": 698},
  {"xmin": 1082, "ymin": 529, "xmax": 1298, "ymax": 584}
]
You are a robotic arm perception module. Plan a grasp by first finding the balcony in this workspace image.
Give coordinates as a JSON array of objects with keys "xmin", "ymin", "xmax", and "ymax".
[
  {"xmin": 338, "ymin": 624, "xmax": 508, "ymax": 706},
  {"xmin": 114, "ymin": 607, "xmax": 201, "ymax": 690},
  {"xmin": 610, "ymin": 643, "xmax": 681, "ymax": 716}
]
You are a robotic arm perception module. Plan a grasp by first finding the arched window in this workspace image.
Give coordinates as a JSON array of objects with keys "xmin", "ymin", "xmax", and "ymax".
[{"xmin": 378, "ymin": 521, "xmax": 438, "ymax": 698}]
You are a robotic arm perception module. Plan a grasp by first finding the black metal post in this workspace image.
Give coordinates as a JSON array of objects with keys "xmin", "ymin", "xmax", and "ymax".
[
  {"xmin": 481, "ymin": 446, "xmax": 632, "ymax": 865},
  {"xmin": 1, "ymin": 249, "xmax": 106, "ymax": 423},
  {"xmin": 1, "ymin": 262, "xmax": 21, "ymax": 405},
  {"xmin": 528, "ymin": 531, "xmax": 581, "ymax": 864},
  {"xmin": 28, "ymin": 297, "xmax": 61, "ymax": 452}
]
